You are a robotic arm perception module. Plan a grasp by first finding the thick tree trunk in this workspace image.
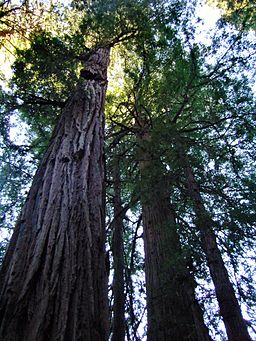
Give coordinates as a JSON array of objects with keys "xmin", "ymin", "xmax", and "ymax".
[
  {"xmin": 138, "ymin": 131, "xmax": 212, "ymax": 341},
  {"xmin": 176, "ymin": 140, "xmax": 251, "ymax": 341},
  {"xmin": 111, "ymin": 158, "xmax": 126, "ymax": 341},
  {"xmin": 0, "ymin": 48, "xmax": 110, "ymax": 341}
]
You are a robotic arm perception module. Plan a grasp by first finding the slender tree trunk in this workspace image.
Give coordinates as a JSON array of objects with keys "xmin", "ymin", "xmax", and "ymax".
[
  {"xmin": 111, "ymin": 158, "xmax": 126, "ymax": 341},
  {"xmin": 186, "ymin": 269, "xmax": 214, "ymax": 341},
  {"xmin": 0, "ymin": 48, "xmax": 110, "ymax": 341},
  {"xmin": 125, "ymin": 217, "xmax": 142, "ymax": 341},
  {"xmin": 138, "ymin": 130, "xmax": 212, "ymax": 341},
  {"xmin": 176, "ymin": 140, "xmax": 251, "ymax": 341}
]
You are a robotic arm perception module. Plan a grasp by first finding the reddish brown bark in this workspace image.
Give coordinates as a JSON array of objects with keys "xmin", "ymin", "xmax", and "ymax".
[
  {"xmin": 177, "ymin": 140, "xmax": 251, "ymax": 341},
  {"xmin": 0, "ymin": 48, "xmax": 110, "ymax": 341},
  {"xmin": 138, "ymin": 130, "xmax": 212, "ymax": 341},
  {"xmin": 111, "ymin": 158, "xmax": 125, "ymax": 341}
]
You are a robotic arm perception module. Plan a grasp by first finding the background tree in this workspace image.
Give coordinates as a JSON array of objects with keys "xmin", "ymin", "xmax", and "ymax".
[
  {"xmin": 137, "ymin": 120, "xmax": 212, "ymax": 340},
  {"xmin": 105, "ymin": 8, "xmax": 255, "ymax": 337},
  {"xmin": 110, "ymin": 155, "xmax": 126, "ymax": 341}
]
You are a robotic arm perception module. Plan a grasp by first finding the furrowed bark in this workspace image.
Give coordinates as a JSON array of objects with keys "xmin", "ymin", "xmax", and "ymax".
[
  {"xmin": 111, "ymin": 158, "xmax": 125, "ymax": 341},
  {"xmin": 176, "ymin": 140, "xmax": 251, "ymax": 341},
  {"xmin": 138, "ymin": 130, "xmax": 212, "ymax": 341},
  {"xmin": 0, "ymin": 47, "xmax": 110, "ymax": 341}
]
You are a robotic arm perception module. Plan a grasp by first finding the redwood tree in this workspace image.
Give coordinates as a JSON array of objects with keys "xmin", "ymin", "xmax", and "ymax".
[
  {"xmin": 137, "ymin": 124, "xmax": 212, "ymax": 341},
  {"xmin": 0, "ymin": 47, "xmax": 110, "ymax": 341},
  {"xmin": 111, "ymin": 157, "xmax": 126, "ymax": 341},
  {"xmin": 176, "ymin": 137, "xmax": 251, "ymax": 341}
]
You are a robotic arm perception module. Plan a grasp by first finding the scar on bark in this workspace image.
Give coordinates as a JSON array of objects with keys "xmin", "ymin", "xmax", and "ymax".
[
  {"xmin": 74, "ymin": 149, "xmax": 85, "ymax": 161},
  {"xmin": 80, "ymin": 69, "xmax": 106, "ymax": 82}
]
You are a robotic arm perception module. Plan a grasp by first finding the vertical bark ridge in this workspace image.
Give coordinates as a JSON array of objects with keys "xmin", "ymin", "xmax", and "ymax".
[{"xmin": 0, "ymin": 48, "xmax": 110, "ymax": 341}]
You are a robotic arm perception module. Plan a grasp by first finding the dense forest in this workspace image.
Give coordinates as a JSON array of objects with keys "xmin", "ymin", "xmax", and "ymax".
[{"xmin": 0, "ymin": 0, "xmax": 255, "ymax": 340}]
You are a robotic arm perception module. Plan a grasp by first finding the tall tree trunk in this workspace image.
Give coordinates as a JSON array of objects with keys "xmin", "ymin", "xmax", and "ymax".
[
  {"xmin": 176, "ymin": 139, "xmax": 251, "ymax": 341},
  {"xmin": 138, "ymin": 130, "xmax": 212, "ymax": 341},
  {"xmin": 111, "ymin": 158, "xmax": 125, "ymax": 341},
  {"xmin": 0, "ymin": 47, "xmax": 110, "ymax": 341}
]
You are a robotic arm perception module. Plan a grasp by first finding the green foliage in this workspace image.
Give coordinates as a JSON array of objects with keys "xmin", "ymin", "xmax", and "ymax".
[
  {"xmin": 103, "ymin": 4, "xmax": 256, "ymax": 335},
  {"xmin": 208, "ymin": 0, "xmax": 256, "ymax": 30},
  {"xmin": 0, "ymin": 86, "xmax": 36, "ymax": 231},
  {"xmin": 12, "ymin": 31, "xmax": 79, "ymax": 99}
]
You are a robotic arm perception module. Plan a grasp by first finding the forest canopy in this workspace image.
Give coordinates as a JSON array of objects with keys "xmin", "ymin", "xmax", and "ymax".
[{"xmin": 0, "ymin": 0, "xmax": 255, "ymax": 340}]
